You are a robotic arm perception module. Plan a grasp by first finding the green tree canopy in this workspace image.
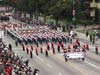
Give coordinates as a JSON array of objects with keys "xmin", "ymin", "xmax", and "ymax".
[{"xmin": 4, "ymin": 0, "xmax": 90, "ymax": 24}]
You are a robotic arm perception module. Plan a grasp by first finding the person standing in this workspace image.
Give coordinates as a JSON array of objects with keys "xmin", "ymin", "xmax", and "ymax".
[
  {"xmin": 40, "ymin": 47, "xmax": 43, "ymax": 53},
  {"xmin": 30, "ymin": 50, "xmax": 33, "ymax": 58},
  {"xmin": 47, "ymin": 43, "xmax": 50, "ymax": 50},
  {"xmin": 89, "ymin": 34, "xmax": 92, "ymax": 42},
  {"xmin": 85, "ymin": 43, "xmax": 89, "ymax": 50},
  {"xmin": 68, "ymin": 45, "xmax": 71, "ymax": 52},
  {"xmin": 26, "ymin": 46, "xmax": 29, "ymax": 54},
  {"xmin": 82, "ymin": 46, "xmax": 86, "ymax": 52},
  {"xmin": 25, "ymin": 59, "xmax": 29, "ymax": 67},
  {"xmin": 15, "ymin": 39, "xmax": 18, "ymax": 46},
  {"xmin": 22, "ymin": 42, "xmax": 25, "ymax": 51},
  {"xmin": 61, "ymin": 42, "xmax": 64, "ymax": 49},
  {"xmin": 45, "ymin": 49, "xmax": 48, "ymax": 57},
  {"xmin": 31, "ymin": 44, "xmax": 33, "ymax": 51},
  {"xmin": 51, "ymin": 42, "xmax": 55, "ymax": 54},
  {"xmin": 33, "ymin": 69, "xmax": 39, "ymax": 75},
  {"xmin": 95, "ymin": 46, "xmax": 98, "ymax": 54},
  {"xmin": 57, "ymin": 42, "xmax": 60, "ymax": 52},
  {"xmin": 36, "ymin": 47, "xmax": 38, "ymax": 56},
  {"xmin": 8, "ymin": 44, "xmax": 12, "ymax": 51},
  {"xmin": 86, "ymin": 31, "xmax": 89, "ymax": 37},
  {"xmin": 92, "ymin": 34, "xmax": 95, "ymax": 44}
]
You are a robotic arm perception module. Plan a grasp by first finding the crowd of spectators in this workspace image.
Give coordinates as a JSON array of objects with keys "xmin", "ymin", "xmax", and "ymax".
[
  {"xmin": 0, "ymin": 15, "xmax": 10, "ymax": 22},
  {"xmin": 0, "ymin": 38, "xmax": 38, "ymax": 75}
]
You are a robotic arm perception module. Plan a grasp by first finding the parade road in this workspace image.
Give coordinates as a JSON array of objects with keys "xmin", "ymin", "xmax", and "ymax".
[
  {"xmin": 2, "ymin": 21, "xmax": 100, "ymax": 75},
  {"xmin": 3, "ymin": 34, "xmax": 100, "ymax": 75}
]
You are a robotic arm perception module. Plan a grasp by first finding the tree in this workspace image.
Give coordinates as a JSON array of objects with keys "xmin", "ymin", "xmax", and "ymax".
[
  {"xmin": 4, "ymin": 0, "xmax": 91, "ymax": 24},
  {"xmin": 39, "ymin": 0, "xmax": 57, "ymax": 22},
  {"xmin": 48, "ymin": 0, "xmax": 73, "ymax": 25}
]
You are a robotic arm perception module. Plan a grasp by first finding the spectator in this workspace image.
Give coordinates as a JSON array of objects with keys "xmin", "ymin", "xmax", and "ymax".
[
  {"xmin": 24, "ymin": 59, "xmax": 29, "ymax": 67},
  {"xmin": 8, "ymin": 44, "xmax": 12, "ymax": 51}
]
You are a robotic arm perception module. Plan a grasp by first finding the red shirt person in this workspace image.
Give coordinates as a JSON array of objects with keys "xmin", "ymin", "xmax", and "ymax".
[
  {"xmin": 30, "ymin": 50, "xmax": 33, "ymax": 58},
  {"xmin": 47, "ymin": 43, "xmax": 50, "ymax": 50},
  {"xmin": 26, "ymin": 47, "xmax": 29, "ymax": 54},
  {"xmin": 6, "ymin": 65, "xmax": 12, "ymax": 75},
  {"xmin": 68, "ymin": 45, "xmax": 71, "ymax": 52},
  {"xmin": 57, "ymin": 43, "xmax": 60, "ymax": 52},
  {"xmin": 31, "ymin": 44, "xmax": 33, "ymax": 51},
  {"xmin": 36, "ymin": 47, "xmax": 38, "ymax": 56},
  {"xmin": 22, "ymin": 42, "xmax": 25, "ymax": 51}
]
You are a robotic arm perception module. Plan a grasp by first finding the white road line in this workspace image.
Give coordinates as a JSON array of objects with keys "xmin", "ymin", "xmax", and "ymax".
[
  {"xmin": 47, "ymin": 64, "xmax": 52, "ymax": 68},
  {"xmin": 58, "ymin": 73, "xmax": 62, "ymax": 75},
  {"xmin": 12, "ymin": 48, "xmax": 22, "ymax": 49},
  {"xmin": 59, "ymin": 54, "xmax": 64, "ymax": 56},
  {"xmin": 37, "ymin": 56, "xmax": 44, "ymax": 62},
  {"xmin": 85, "ymin": 61, "xmax": 100, "ymax": 70},
  {"xmin": 33, "ymin": 52, "xmax": 44, "ymax": 62}
]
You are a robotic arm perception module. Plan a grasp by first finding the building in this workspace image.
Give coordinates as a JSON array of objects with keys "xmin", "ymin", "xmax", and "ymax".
[
  {"xmin": 90, "ymin": 0, "xmax": 100, "ymax": 23},
  {"xmin": 82, "ymin": 0, "xmax": 100, "ymax": 23}
]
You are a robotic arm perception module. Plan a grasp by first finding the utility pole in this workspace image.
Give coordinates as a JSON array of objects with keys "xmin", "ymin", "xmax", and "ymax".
[
  {"xmin": 36, "ymin": 0, "xmax": 39, "ymax": 20},
  {"xmin": 72, "ymin": 0, "xmax": 76, "ymax": 23}
]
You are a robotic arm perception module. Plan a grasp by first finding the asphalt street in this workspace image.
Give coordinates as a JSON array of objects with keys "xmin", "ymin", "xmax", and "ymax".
[
  {"xmin": 3, "ymin": 33, "xmax": 100, "ymax": 75},
  {"xmin": 2, "ymin": 17, "xmax": 100, "ymax": 75}
]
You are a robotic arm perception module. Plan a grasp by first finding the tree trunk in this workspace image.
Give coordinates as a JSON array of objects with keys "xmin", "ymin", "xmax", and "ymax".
[
  {"xmin": 23, "ymin": 12, "xmax": 26, "ymax": 19},
  {"xmin": 44, "ymin": 15, "xmax": 47, "ymax": 22},
  {"xmin": 55, "ymin": 18, "xmax": 59, "ymax": 25},
  {"xmin": 29, "ymin": 12, "xmax": 33, "ymax": 19},
  {"xmin": 18, "ymin": 11, "xmax": 22, "ymax": 18}
]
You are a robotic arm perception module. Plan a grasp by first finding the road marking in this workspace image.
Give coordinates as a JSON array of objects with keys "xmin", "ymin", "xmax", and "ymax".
[
  {"xmin": 12, "ymin": 47, "xmax": 22, "ymax": 50},
  {"xmin": 58, "ymin": 73, "xmax": 62, "ymax": 75},
  {"xmin": 47, "ymin": 64, "xmax": 52, "ymax": 68},
  {"xmin": 59, "ymin": 54, "xmax": 64, "ymax": 56},
  {"xmin": 35, "ymin": 55, "xmax": 44, "ymax": 62},
  {"xmin": 37, "ymin": 56, "xmax": 44, "ymax": 62},
  {"xmin": 33, "ymin": 52, "xmax": 44, "ymax": 62},
  {"xmin": 85, "ymin": 61, "xmax": 100, "ymax": 70},
  {"xmin": 68, "ymin": 62, "xmax": 88, "ymax": 75},
  {"xmin": 54, "ymin": 54, "xmax": 88, "ymax": 75}
]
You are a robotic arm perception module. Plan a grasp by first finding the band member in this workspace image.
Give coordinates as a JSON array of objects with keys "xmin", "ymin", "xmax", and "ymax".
[
  {"xmin": 76, "ymin": 39, "xmax": 80, "ymax": 47},
  {"xmin": 26, "ymin": 47, "xmax": 29, "ymax": 54},
  {"xmin": 30, "ymin": 50, "xmax": 33, "ymax": 58},
  {"xmin": 95, "ymin": 46, "xmax": 98, "ymax": 54},
  {"xmin": 51, "ymin": 42, "xmax": 55, "ymax": 54},
  {"xmin": 85, "ymin": 44, "xmax": 89, "ymax": 50},
  {"xmin": 47, "ymin": 43, "xmax": 50, "ymax": 50},
  {"xmin": 36, "ymin": 47, "xmax": 38, "ymax": 56},
  {"xmin": 22, "ymin": 42, "xmax": 25, "ymax": 51},
  {"xmin": 52, "ymin": 45, "xmax": 55, "ymax": 54},
  {"xmin": 8, "ymin": 44, "xmax": 12, "ymax": 51},
  {"xmin": 61, "ymin": 42, "xmax": 64, "ymax": 49},
  {"xmin": 40, "ymin": 47, "xmax": 43, "ymax": 53},
  {"xmin": 57, "ymin": 43, "xmax": 60, "ymax": 52},
  {"xmin": 68, "ymin": 45, "xmax": 71, "ymax": 52},
  {"xmin": 31, "ymin": 44, "xmax": 33, "ymax": 51},
  {"xmin": 82, "ymin": 46, "xmax": 86, "ymax": 52},
  {"xmin": 15, "ymin": 39, "xmax": 18, "ymax": 46},
  {"xmin": 45, "ymin": 49, "xmax": 48, "ymax": 57}
]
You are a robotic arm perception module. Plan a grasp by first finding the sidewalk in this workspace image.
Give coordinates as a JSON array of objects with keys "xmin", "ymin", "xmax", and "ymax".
[
  {"xmin": 76, "ymin": 31, "xmax": 100, "ymax": 45},
  {"xmin": 76, "ymin": 31, "xmax": 100, "ymax": 54},
  {"xmin": 3, "ymin": 35, "xmax": 36, "ymax": 73}
]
